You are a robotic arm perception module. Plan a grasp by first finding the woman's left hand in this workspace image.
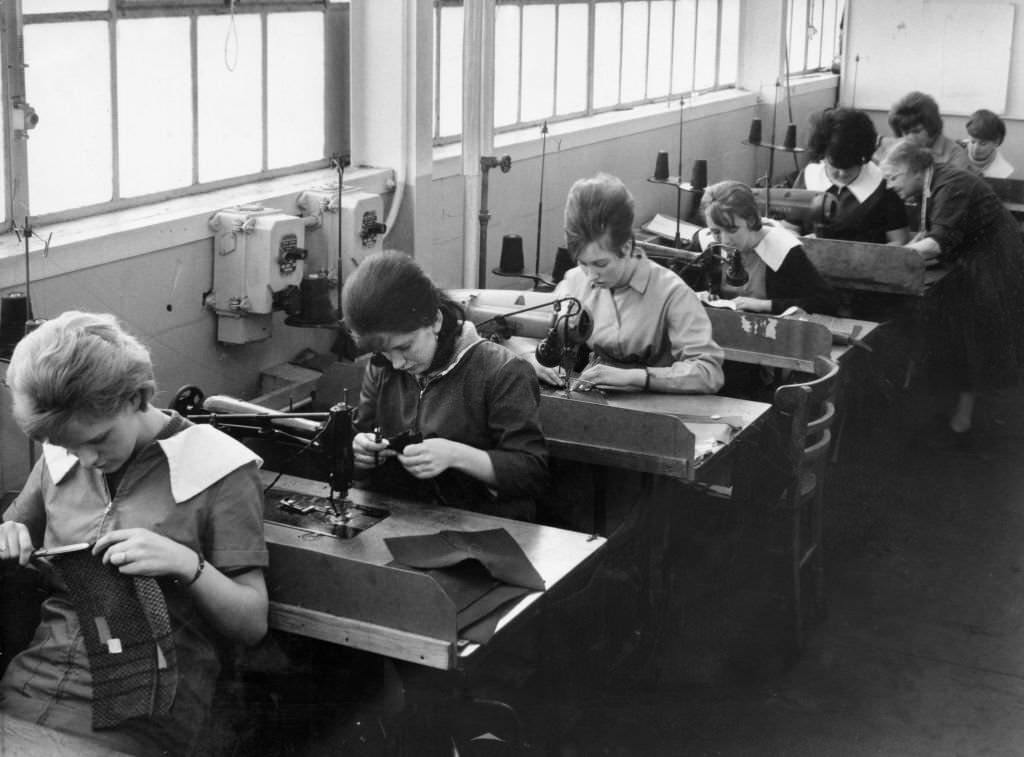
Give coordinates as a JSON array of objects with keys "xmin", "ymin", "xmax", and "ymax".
[
  {"xmin": 730, "ymin": 296, "xmax": 772, "ymax": 313},
  {"xmin": 94, "ymin": 528, "xmax": 196, "ymax": 582},
  {"xmin": 398, "ymin": 439, "xmax": 457, "ymax": 479}
]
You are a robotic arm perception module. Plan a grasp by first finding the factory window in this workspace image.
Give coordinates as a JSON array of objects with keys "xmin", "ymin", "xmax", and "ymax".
[
  {"xmin": 433, "ymin": 0, "xmax": 741, "ymax": 145},
  {"xmin": 785, "ymin": 0, "xmax": 844, "ymax": 75},
  {"xmin": 3, "ymin": 0, "xmax": 349, "ymax": 227}
]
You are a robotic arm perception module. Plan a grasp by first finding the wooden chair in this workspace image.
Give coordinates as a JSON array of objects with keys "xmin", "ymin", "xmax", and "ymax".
[{"xmin": 772, "ymin": 355, "xmax": 840, "ymax": 650}]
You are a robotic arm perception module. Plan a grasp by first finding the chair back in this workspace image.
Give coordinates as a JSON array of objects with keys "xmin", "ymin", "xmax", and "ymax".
[{"xmin": 772, "ymin": 355, "xmax": 840, "ymax": 481}]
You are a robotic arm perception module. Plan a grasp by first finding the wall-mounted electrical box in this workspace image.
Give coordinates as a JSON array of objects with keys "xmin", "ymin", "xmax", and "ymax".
[
  {"xmin": 206, "ymin": 205, "xmax": 310, "ymax": 344},
  {"xmin": 297, "ymin": 184, "xmax": 387, "ymax": 288}
]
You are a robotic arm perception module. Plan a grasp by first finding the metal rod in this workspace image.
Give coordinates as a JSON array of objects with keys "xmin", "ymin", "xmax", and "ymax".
[{"xmin": 534, "ymin": 121, "xmax": 549, "ymax": 277}]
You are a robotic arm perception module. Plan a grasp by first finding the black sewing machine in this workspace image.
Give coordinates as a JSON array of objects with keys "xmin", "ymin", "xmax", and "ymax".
[{"xmin": 170, "ymin": 385, "xmax": 387, "ymax": 539}]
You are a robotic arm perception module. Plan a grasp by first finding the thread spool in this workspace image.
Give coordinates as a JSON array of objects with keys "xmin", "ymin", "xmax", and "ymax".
[
  {"xmin": 783, "ymin": 123, "xmax": 798, "ymax": 150},
  {"xmin": 298, "ymin": 274, "xmax": 335, "ymax": 325},
  {"xmin": 0, "ymin": 292, "xmax": 29, "ymax": 349},
  {"xmin": 653, "ymin": 151, "xmax": 670, "ymax": 180},
  {"xmin": 552, "ymin": 246, "xmax": 573, "ymax": 283},
  {"xmin": 690, "ymin": 159, "xmax": 708, "ymax": 192},
  {"xmin": 497, "ymin": 234, "xmax": 525, "ymax": 274},
  {"xmin": 747, "ymin": 118, "xmax": 762, "ymax": 145}
]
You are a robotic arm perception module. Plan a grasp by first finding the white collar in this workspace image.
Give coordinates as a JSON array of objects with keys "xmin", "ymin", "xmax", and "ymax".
[
  {"xmin": 753, "ymin": 222, "xmax": 798, "ymax": 272},
  {"xmin": 43, "ymin": 425, "xmax": 262, "ymax": 503},
  {"xmin": 803, "ymin": 161, "xmax": 884, "ymax": 203}
]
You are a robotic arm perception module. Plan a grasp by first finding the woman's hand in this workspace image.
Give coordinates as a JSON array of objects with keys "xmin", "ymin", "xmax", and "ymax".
[
  {"xmin": 397, "ymin": 438, "xmax": 460, "ymax": 479},
  {"xmin": 352, "ymin": 431, "xmax": 395, "ymax": 470},
  {"xmin": 523, "ymin": 351, "xmax": 563, "ymax": 387},
  {"xmin": 94, "ymin": 528, "xmax": 198, "ymax": 582},
  {"xmin": 573, "ymin": 364, "xmax": 643, "ymax": 391},
  {"xmin": 0, "ymin": 521, "xmax": 34, "ymax": 566},
  {"xmin": 906, "ymin": 233, "xmax": 941, "ymax": 261},
  {"xmin": 730, "ymin": 296, "xmax": 772, "ymax": 313}
]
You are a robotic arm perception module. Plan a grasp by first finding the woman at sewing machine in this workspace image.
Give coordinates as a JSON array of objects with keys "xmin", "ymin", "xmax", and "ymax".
[
  {"xmin": 344, "ymin": 250, "xmax": 548, "ymax": 520},
  {"xmin": 528, "ymin": 172, "xmax": 724, "ymax": 394},
  {"xmin": 880, "ymin": 139, "xmax": 1024, "ymax": 449},
  {"xmin": 697, "ymin": 180, "xmax": 839, "ymax": 316},
  {"xmin": 793, "ymin": 107, "xmax": 910, "ymax": 244},
  {"xmin": 0, "ymin": 311, "xmax": 268, "ymax": 756}
]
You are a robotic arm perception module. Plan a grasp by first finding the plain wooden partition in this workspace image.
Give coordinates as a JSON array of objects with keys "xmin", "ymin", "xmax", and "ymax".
[
  {"xmin": 800, "ymin": 237, "xmax": 934, "ymax": 295},
  {"xmin": 705, "ymin": 308, "xmax": 833, "ymax": 373}
]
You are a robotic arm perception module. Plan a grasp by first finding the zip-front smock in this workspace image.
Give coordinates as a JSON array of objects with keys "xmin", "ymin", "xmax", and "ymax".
[{"xmin": 354, "ymin": 321, "xmax": 548, "ymax": 520}]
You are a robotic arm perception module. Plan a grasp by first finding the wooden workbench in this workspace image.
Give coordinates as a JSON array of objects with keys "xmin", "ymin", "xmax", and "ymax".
[
  {"xmin": 800, "ymin": 236, "xmax": 951, "ymax": 296},
  {"xmin": 259, "ymin": 472, "xmax": 606, "ymax": 671}
]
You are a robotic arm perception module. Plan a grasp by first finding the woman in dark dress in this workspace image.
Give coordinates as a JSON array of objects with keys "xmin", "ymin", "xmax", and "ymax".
[
  {"xmin": 795, "ymin": 107, "xmax": 909, "ymax": 244},
  {"xmin": 880, "ymin": 139, "xmax": 1024, "ymax": 445}
]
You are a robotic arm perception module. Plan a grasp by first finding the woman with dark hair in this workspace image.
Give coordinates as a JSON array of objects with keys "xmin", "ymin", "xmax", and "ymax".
[
  {"xmin": 794, "ymin": 107, "xmax": 910, "ymax": 244},
  {"xmin": 876, "ymin": 91, "xmax": 968, "ymax": 170},
  {"xmin": 342, "ymin": 250, "xmax": 548, "ymax": 520},
  {"xmin": 881, "ymin": 139, "xmax": 1024, "ymax": 447},
  {"xmin": 698, "ymin": 180, "xmax": 838, "ymax": 315},
  {"xmin": 528, "ymin": 172, "xmax": 724, "ymax": 394},
  {"xmin": 961, "ymin": 108, "xmax": 1014, "ymax": 178}
]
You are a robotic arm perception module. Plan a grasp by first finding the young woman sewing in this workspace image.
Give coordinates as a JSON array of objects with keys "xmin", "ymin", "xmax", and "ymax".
[
  {"xmin": 794, "ymin": 107, "xmax": 910, "ymax": 245},
  {"xmin": 698, "ymin": 180, "xmax": 839, "ymax": 316},
  {"xmin": 528, "ymin": 172, "xmax": 725, "ymax": 395},
  {"xmin": 344, "ymin": 249, "xmax": 548, "ymax": 521},
  {"xmin": 0, "ymin": 311, "xmax": 268, "ymax": 756}
]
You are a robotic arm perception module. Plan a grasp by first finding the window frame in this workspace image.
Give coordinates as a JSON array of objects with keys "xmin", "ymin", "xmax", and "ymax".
[
  {"xmin": 432, "ymin": 0, "xmax": 740, "ymax": 146},
  {"xmin": 1, "ymin": 0, "xmax": 349, "ymax": 230}
]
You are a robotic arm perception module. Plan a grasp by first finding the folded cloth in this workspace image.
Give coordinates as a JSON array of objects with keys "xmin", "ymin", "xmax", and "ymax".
[
  {"xmin": 51, "ymin": 550, "xmax": 177, "ymax": 729},
  {"xmin": 384, "ymin": 528, "xmax": 545, "ymax": 591}
]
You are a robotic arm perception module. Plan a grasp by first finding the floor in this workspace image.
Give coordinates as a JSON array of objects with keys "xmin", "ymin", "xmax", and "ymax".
[{"xmin": 528, "ymin": 376, "xmax": 1024, "ymax": 756}]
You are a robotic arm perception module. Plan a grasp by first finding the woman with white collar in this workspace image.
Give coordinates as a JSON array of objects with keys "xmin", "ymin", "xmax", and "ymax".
[
  {"xmin": 795, "ymin": 107, "xmax": 910, "ymax": 244},
  {"xmin": 698, "ymin": 181, "xmax": 839, "ymax": 316}
]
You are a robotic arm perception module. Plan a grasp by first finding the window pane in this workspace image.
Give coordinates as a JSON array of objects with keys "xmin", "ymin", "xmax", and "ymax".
[
  {"xmin": 694, "ymin": 0, "xmax": 718, "ymax": 89},
  {"xmin": 620, "ymin": 2, "xmax": 647, "ymax": 102},
  {"xmin": 555, "ymin": 3, "xmax": 587, "ymax": 115},
  {"xmin": 437, "ymin": 6, "xmax": 463, "ymax": 138},
  {"xmin": 672, "ymin": 0, "xmax": 696, "ymax": 94},
  {"xmin": 592, "ymin": 3, "xmax": 621, "ymax": 109},
  {"xmin": 24, "ymin": 0, "xmax": 106, "ymax": 12},
  {"xmin": 25, "ymin": 21, "xmax": 112, "ymax": 215},
  {"xmin": 197, "ymin": 14, "xmax": 262, "ymax": 182},
  {"xmin": 822, "ymin": 0, "xmax": 841, "ymax": 70},
  {"xmin": 788, "ymin": 0, "xmax": 809, "ymax": 72},
  {"xmin": 494, "ymin": 5, "xmax": 520, "ymax": 128},
  {"xmin": 719, "ymin": 0, "xmax": 739, "ymax": 84},
  {"xmin": 647, "ymin": 1, "xmax": 674, "ymax": 98},
  {"xmin": 268, "ymin": 12, "xmax": 324, "ymax": 168},
  {"xmin": 520, "ymin": 4, "xmax": 555, "ymax": 122},
  {"xmin": 805, "ymin": 0, "xmax": 824, "ymax": 69},
  {"xmin": 117, "ymin": 17, "xmax": 192, "ymax": 197}
]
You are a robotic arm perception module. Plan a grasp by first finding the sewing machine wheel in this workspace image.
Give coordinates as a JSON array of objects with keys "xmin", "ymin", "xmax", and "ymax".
[{"xmin": 171, "ymin": 385, "xmax": 205, "ymax": 416}]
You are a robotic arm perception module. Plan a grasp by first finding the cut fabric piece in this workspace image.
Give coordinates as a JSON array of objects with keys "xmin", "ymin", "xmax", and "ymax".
[
  {"xmin": 384, "ymin": 528, "xmax": 544, "ymax": 591},
  {"xmin": 385, "ymin": 528, "xmax": 544, "ymax": 644},
  {"xmin": 50, "ymin": 550, "xmax": 177, "ymax": 729}
]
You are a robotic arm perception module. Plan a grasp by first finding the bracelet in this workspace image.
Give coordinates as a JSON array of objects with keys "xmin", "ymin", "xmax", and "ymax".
[
  {"xmin": 182, "ymin": 551, "xmax": 205, "ymax": 587},
  {"xmin": 643, "ymin": 368, "xmax": 652, "ymax": 392}
]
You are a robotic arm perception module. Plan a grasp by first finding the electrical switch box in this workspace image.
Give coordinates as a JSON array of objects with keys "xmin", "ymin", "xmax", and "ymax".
[
  {"xmin": 297, "ymin": 185, "xmax": 386, "ymax": 287},
  {"xmin": 206, "ymin": 205, "xmax": 309, "ymax": 344}
]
